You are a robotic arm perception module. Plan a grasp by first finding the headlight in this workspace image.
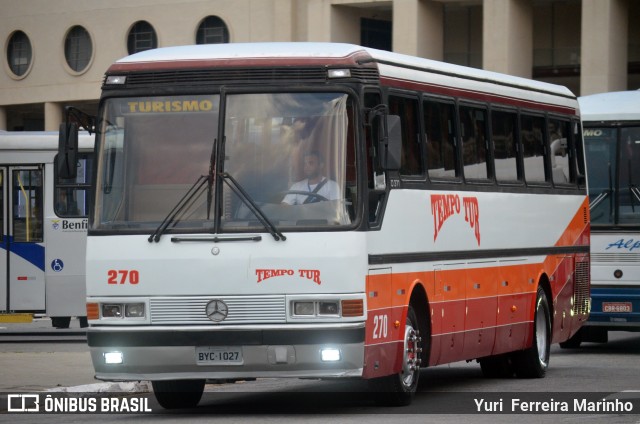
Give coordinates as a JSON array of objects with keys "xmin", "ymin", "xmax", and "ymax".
[
  {"xmin": 318, "ymin": 301, "xmax": 339, "ymax": 316},
  {"xmin": 102, "ymin": 304, "xmax": 123, "ymax": 318},
  {"xmin": 99, "ymin": 303, "xmax": 145, "ymax": 319},
  {"xmin": 125, "ymin": 303, "xmax": 145, "ymax": 318},
  {"xmin": 294, "ymin": 302, "xmax": 315, "ymax": 316},
  {"xmin": 291, "ymin": 299, "xmax": 363, "ymax": 318}
]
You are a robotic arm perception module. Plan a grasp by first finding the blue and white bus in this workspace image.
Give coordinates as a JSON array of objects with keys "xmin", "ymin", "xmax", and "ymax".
[
  {"xmin": 570, "ymin": 90, "xmax": 640, "ymax": 347},
  {"xmin": 0, "ymin": 131, "xmax": 94, "ymax": 328}
]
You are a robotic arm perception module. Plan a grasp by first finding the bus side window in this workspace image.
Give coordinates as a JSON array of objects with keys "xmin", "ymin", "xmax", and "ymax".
[
  {"xmin": 459, "ymin": 104, "xmax": 489, "ymax": 180},
  {"xmin": 388, "ymin": 94, "xmax": 423, "ymax": 177},
  {"xmin": 13, "ymin": 169, "xmax": 43, "ymax": 242},
  {"xmin": 491, "ymin": 109, "xmax": 519, "ymax": 182},
  {"xmin": 55, "ymin": 153, "xmax": 94, "ymax": 217},
  {"xmin": 520, "ymin": 114, "xmax": 548, "ymax": 184},
  {"xmin": 549, "ymin": 118, "xmax": 573, "ymax": 186},
  {"xmin": 424, "ymin": 98, "xmax": 458, "ymax": 180}
]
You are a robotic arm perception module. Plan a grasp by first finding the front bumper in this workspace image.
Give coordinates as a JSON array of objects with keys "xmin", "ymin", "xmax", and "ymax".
[{"xmin": 88, "ymin": 323, "xmax": 365, "ymax": 381}]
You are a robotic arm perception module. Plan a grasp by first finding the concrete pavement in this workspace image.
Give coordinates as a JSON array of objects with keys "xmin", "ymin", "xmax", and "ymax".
[{"xmin": 0, "ymin": 317, "xmax": 148, "ymax": 393}]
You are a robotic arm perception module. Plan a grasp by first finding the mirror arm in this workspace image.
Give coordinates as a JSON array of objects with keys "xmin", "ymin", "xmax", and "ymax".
[{"xmin": 65, "ymin": 106, "xmax": 96, "ymax": 134}]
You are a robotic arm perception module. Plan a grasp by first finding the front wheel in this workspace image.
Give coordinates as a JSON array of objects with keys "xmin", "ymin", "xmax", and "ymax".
[
  {"xmin": 512, "ymin": 287, "xmax": 551, "ymax": 378},
  {"xmin": 152, "ymin": 379, "xmax": 205, "ymax": 409},
  {"xmin": 372, "ymin": 305, "xmax": 422, "ymax": 406}
]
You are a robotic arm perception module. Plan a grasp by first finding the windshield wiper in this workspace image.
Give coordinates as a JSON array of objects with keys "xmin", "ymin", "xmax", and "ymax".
[
  {"xmin": 148, "ymin": 175, "xmax": 209, "ymax": 243},
  {"xmin": 590, "ymin": 161, "xmax": 614, "ymax": 214},
  {"xmin": 219, "ymin": 172, "xmax": 286, "ymax": 241}
]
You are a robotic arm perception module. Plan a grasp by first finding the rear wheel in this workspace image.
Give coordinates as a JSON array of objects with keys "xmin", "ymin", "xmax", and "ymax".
[
  {"xmin": 372, "ymin": 305, "xmax": 422, "ymax": 406},
  {"xmin": 512, "ymin": 287, "xmax": 551, "ymax": 378},
  {"xmin": 152, "ymin": 379, "xmax": 205, "ymax": 409},
  {"xmin": 51, "ymin": 317, "xmax": 71, "ymax": 329}
]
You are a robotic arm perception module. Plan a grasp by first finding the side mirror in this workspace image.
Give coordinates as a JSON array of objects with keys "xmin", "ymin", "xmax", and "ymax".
[
  {"xmin": 58, "ymin": 122, "xmax": 78, "ymax": 179},
  {"xmin": 378, "ymin": 115, "xmax": 402, "ymax": 171}
]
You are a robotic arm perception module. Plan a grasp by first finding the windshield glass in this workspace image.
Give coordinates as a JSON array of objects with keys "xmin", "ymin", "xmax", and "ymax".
[
  {"xmin": 94, "ymin": 95, "xmax": 219, "ymax": 230},
  {"xmin": 584, "ymin": 126, "xmax": 640, "ymax": 226},
  {"xmin": 221, "ymin": 92, "xmax": 355, "ymax": 229},
  {"xmin": 93, "ymin": 92, "xmax": 357, "ymax": 232}
]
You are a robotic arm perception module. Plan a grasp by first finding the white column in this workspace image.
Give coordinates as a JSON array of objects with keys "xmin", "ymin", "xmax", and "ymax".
[
  {"xmin": 581, "ymin": 0, "xmax": 628, "ymax": 95},
  {"xmin": 393, "ymin": 0, "xmax": 443, "ymax": 60},
  {"xmin": 44, "ymin": 102, "xmax": 63, "ymax": 132},
  {"xmin": 483, "ymin": 0, "xmax": 532, "ymax": 78},
  {"xmin": 0, "ymin": 107, "xmax": 6, "ymax": 131}
]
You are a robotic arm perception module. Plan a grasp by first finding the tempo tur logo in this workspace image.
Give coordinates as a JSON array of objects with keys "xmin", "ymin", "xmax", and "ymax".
[{"xmin": 8, "ymin": 394, "xmax": 40, "ymax": 412}]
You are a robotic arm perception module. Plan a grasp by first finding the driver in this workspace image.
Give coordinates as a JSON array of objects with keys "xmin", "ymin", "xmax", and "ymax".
[{"xmin": 282, "ymin": 151, "xmax": 340, "ymax": 205}]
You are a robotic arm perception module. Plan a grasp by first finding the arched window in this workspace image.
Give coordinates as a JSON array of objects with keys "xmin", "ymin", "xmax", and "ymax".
[
  {"xmin": 6, "ymin": 30, "xmax": 32, "ymax": 77},
  {"xmin": 65, "ymin": 26, "xmax": 93, "ymax": 73},
  {"xmin": 196, "ymin": 16, "xmax": 229, "ymax": 44},
  {"xmin": 127, "ymin": 21, "xmax": 158, "ymax": 54}
]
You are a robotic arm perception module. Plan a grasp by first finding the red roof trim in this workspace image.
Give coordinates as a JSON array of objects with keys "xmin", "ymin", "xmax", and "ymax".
[{"xmin": 107, "ymin": 51, "xmax": 372, "ymax": 73}]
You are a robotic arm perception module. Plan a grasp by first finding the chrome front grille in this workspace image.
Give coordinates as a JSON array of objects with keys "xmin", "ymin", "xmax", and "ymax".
[
  {"xmin": 149, "ymin": 296, "xmax": 287, "ymax": 325},
  {"xmin": 573, "ymin": 260, "xmax": 590, "ymax": 315}
]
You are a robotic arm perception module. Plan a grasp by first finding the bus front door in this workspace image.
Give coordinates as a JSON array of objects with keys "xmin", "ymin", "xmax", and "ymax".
[{"xmin": 0, "ymin": 166, "xmax": 45, "ymax": 312}]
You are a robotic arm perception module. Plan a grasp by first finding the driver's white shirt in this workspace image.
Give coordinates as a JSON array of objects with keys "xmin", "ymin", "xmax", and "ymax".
[{"xmin": 282, "ymin": 178, "xmax": 341, "ymax": 205}]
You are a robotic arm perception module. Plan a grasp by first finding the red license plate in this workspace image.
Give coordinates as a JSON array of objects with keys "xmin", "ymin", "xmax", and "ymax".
[{"xmin": 603, "ymin": 302, "xmax": 632, "ymax": 313}]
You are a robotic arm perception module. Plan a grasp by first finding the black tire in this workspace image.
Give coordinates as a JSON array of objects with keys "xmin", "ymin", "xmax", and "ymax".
[
  {"xmin": 152, "ymin": 379, "xmax": 205, "ymax": 409},
  {"xmin": 559, "ymin": 328, "xmax": 583, "ymax": 349},
  {"xmin": 78, "ymin": 316, "xmax": 88, "ymax": 328},
  {"xmin": 372, "ymin": 305, "xmax": 422, "ymax": 406},
  {"xmin": 512, "ymin": 287, "xmax": 551, "ymax": 378},
  {"xmin": 479, "ymin": 354, "xmax": 513, "ymax": 378},
  {"xmin": 51, "ymin": 317, "xmax": 71, "ymax": 329}
]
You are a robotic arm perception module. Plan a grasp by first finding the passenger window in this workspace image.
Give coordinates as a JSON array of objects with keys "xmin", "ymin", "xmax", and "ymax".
[
  {"xmin": 423, "ymin": 99, "xmax": 458, "ymax": 179},
  {"xmin": 55, "ymin": 153, "xmax": 94, "ymax": 217},
  {"xmin": 459, "ymin": 105, "xmax": 489, "ymax": 180},
  {"xmin": 521, "ymin": 114, "xmax": 548, "ymax": 183},
  {"xmin": 389, "ymin": 95, "xmax": 423, "ymax": 176},
  {"xmin": 549, "ymin": 118, "xmax": 573, "ymax": 185},
  {"xmin": 491, "ymin": 110, "xmax": 519, "ymax": 182}
]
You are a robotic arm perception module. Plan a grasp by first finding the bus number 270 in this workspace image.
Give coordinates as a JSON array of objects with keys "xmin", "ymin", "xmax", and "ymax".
[
  {"xmin": 372, "ymin": 314, "xmax": 389, "ymax": 339},
  {"xmin": 107, "ymin": 270, "xmax": 140, "ymax": 285}
]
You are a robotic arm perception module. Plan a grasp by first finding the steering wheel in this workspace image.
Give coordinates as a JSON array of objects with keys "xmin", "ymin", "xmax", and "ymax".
[{"xmin": 280, "ymin": 190, "xmax": 329, "ymax": 202}]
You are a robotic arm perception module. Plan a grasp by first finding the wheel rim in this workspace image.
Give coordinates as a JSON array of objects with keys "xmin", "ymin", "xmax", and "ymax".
[
  {"xmin": 535, "ymin": 301, "xmax": 549, "ymax": 365},
  {"xmin": 401, "ymin": 323, "xmax": 420, "ymax": 389}
]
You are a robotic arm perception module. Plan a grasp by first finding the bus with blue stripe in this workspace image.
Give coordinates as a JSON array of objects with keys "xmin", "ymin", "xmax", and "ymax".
[
  {"xmin": 568, "ymin": 91, "xmax": 640, "ymax": 347},
  {"xmin": 0, "ymin": 131, "xmax": 93, "ymax": 328}
]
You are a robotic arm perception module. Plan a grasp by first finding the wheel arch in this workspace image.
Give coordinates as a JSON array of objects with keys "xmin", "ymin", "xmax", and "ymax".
[{"xmin": 408, "ymin": 282, "xmax": 431, "ymax": 366}]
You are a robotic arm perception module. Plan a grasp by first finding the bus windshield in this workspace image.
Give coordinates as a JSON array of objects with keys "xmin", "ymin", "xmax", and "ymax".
[
  {"xmin": 94, "ymin": 92, "xmax": 355, "ymax": 232},
  {"xmin": 584, "ymin": 126, "xmax": 640, "ymax": 226}
]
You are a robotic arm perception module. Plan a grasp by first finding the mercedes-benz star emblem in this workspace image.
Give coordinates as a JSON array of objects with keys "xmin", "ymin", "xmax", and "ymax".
[{"xmin": 205, "ymin": 300, "xmax": 229, "ymax": 323}]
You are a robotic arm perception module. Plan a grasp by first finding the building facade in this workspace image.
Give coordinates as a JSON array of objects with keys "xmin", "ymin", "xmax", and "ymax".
[{"xmin": 1, "ymin": 0, "xmax": 638, "ymax": 131}]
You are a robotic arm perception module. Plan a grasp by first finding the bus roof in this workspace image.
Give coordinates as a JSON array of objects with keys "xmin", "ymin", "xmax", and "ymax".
[
  {"xmin": 111, "ymin": 42, "xmax": 575, "ymax": 101},
  {"xmin": 0, "ymin": 131, "xmax": 94, "ymax": 150},
  {"xmin": 579, "ymin": 90, "xmax": 640, "ymax": 122}
]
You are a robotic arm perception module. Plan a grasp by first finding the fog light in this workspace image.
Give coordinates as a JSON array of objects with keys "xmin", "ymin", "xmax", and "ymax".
[
  {"xmin": 104, "ymin": 351, "xmax": 123, "ymax": 364},
  {"xmin": 294, "ymin": 301, "xmax": 314, "ymax": 316},
  {"xmin": 125, "ymin": 303, "xmax": 145, "ymax": 318},
  {"xmin": 321, "ymin": 348, "xmax": 341, "ymax": 362}
]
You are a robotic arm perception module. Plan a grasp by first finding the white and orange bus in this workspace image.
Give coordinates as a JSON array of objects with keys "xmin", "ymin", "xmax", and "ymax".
[{"xmin": 63, "ymin": 43, "xmax": 590, "ymax": 408}]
